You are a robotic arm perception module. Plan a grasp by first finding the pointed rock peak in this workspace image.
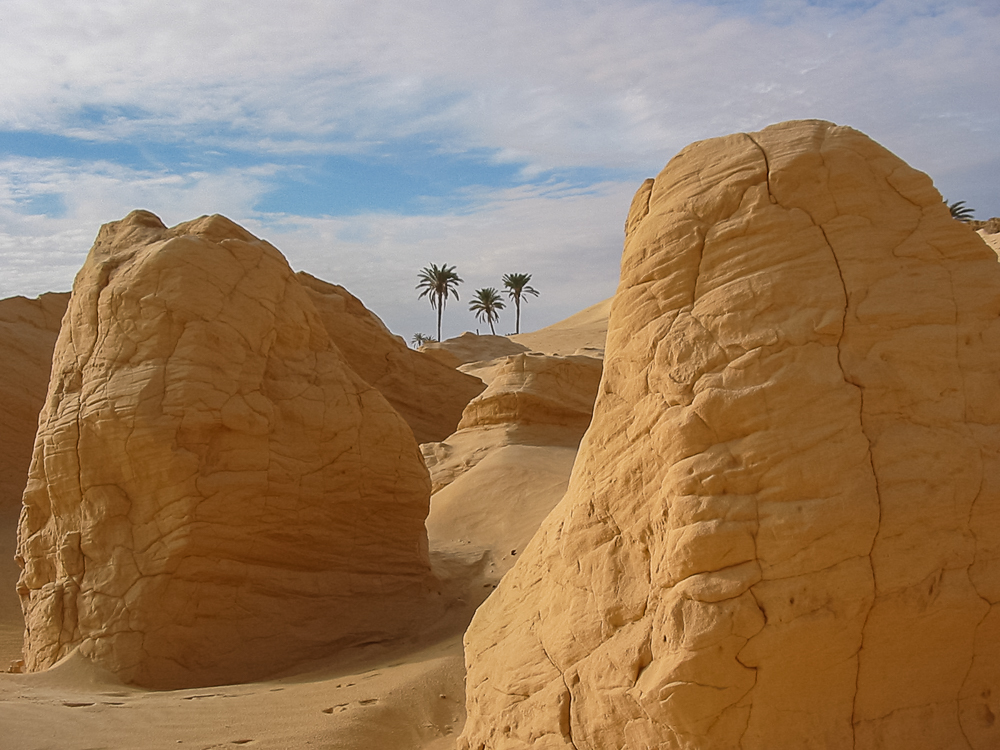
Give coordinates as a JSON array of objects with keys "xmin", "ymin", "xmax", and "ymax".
[{"xmin": 170, "ymin": 214, "xmax": 261, "ymax": 245}]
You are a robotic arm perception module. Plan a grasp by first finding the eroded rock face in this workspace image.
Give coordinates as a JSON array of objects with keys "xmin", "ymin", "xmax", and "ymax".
[
  {"xmin": 0, "ymin": 293, "xmax": 69, "ymax": 512},
  {"xmin": 297, "ymin": 272, "xmax": 485, "ymax": 443},
  {"xmin": 459, "ymin": 120, "xmax": 1000, "ymax": 749},
  {"xmin": 16, "ymin": 211, "xmax": 434, "ymax": 688}
]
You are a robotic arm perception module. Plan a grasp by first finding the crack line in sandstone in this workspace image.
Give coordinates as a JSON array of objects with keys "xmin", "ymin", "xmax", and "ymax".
[
  {"xmin": 536, "ymin": 623, "xmax": 580, "ymax": 750},
  {"xmin": 813, "ymin": 219, "xmax": 882, "ymax": 750},
  {"xmin": 736, "ymin": 132, "xmax": 882, "ymax": 750},
  {"xmin": 743, "ymin": 133, "xmax": 773, "ymax": 202}
]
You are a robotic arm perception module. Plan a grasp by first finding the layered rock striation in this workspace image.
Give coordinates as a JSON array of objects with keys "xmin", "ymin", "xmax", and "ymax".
[
  {"xmin": 459, "ymin": 120, "xmax": 1000, "ymax": 749},
  {"xmin": 297, "ymin": 272, "xmax": 485, "ymax": 444},
  {"xmin": 16, "ymin": 211, "xmax": 434, "ymax": 688}
]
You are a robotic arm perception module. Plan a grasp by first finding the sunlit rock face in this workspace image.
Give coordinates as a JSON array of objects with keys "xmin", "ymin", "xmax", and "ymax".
[
  {"xmin": 458, "ymin": 120, "xmax": 1000, "ymax": 750},
  {"xmin": 16, "ymin": 211, "xmax": 434, "ymax": 689}
]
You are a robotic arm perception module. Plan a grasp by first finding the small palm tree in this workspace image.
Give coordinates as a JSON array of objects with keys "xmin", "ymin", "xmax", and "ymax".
[
  {"xmin": 469, "ymin": 288, "xmax": 505, "ymax": 335},
  {"xmin": 502, "ymin": 272, "xmax": 539, "ymax": 334},
  {"xmin": 948, "ymin": 199, "xmax": 975, "ymax": 222},
  {"xmin": 417, "ymin": 264, "xmax": 462, "ymax": 341},
  {"xmin": 411, "ymin": 332, "xmax": 433, "ymax": 348}
]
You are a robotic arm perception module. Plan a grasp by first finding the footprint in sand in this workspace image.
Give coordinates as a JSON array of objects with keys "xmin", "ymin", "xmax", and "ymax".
[{"xmin": 322, "ymin": 698, "xmax": 378, "ymax": 714}]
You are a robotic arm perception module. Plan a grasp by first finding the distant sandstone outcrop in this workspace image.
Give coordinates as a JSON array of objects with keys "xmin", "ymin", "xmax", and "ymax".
[
  {"xmin": 457, "ymin": 352, "xmax": 602, "ymax": 434},
  {"xmin": 420, "ymin": 332, "xmax": 529, "ymax": 369},
  {"xmin": 459, "ymin": 120, "xmax": 1000, "ymax": 749},
  {"xmin": 16, "ymin": 211, "xmax": 435, "ymax": 688},
  {"xmin": 0, "ymin": 293, "xmax": 68, "ymax": 511},
  {"xmin": 296, "ymin": 272, "xmax": 485, "ymax": 443},
  {"xmin": 423, "ymin": 352, "xmax": 602, "ymax": 495}
]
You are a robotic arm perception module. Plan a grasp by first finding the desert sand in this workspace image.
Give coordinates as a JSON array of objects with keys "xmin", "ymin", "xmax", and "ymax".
[{"xmin": 2, "ymin": 118, "xmax": 1000, "ymax": 750}]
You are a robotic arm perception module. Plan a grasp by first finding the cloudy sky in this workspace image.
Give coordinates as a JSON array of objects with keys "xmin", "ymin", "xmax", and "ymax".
[{"xmin": 1, "ymin": 0, "xmax": 998, "ymax": 341}]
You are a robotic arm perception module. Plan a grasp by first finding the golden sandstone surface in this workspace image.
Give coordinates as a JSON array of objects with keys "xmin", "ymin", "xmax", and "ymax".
[
  {"xmin": 458, "ymin": 119, "xmax": 1000, "ymax": 749},
  {"xmin": 15, "ymin": 211, "xmax": 435, "ymax": 688}
]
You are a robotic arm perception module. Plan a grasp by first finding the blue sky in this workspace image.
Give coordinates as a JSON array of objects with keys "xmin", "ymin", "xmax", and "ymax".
[{"xmin": 1, "ymin": 0, "xmax": 998, "ymax": 340}]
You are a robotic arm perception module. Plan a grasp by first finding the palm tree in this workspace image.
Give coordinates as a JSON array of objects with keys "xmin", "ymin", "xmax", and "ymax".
[
  {"xmin": 469, "ymin": 288, "xmax": 505, "ymax": 335},
  {"xmin": 502, "ymin": 272, "xmax": 539, "ymax": 334},
  {"xmin": 948, "ymin": 199, "xmax": 975, "ymax": 222},
  {"xmin": 411, "ymin": 332, "xmax": 433, "ymax": 348},
  {"xmin": 417, "ymin": 264, "xmax": 462, "ymax": 341}
]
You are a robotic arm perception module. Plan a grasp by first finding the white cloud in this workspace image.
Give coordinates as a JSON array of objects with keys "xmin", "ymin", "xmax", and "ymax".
[
  {"xmin": 0, "ymin": 157, "xmax": 277, "ymax": 297},
  {"xmin": 3, "ymin": 1, "xmax": 997, "ymax": 172},
  {"xmin": 0, "ymin": 0, "xmax": 998, "ymax": 334}
]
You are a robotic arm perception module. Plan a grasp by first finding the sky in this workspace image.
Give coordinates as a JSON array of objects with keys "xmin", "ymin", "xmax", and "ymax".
[{"xmin": 1, "ymin": 0, "xmax": 998, "ymax": 342}]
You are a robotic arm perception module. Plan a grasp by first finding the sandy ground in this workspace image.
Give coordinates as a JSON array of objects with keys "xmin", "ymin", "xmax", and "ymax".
[{"xmin": 0, "ymin": 302, "xmax": 608, "ymax": 750}]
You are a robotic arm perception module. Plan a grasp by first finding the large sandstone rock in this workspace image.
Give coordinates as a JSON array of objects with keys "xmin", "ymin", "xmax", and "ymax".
[
  {"xmin": 297, "ymin": 272, "xmax": 485, "ymax": 443},
  {"xmin": 459, "ymin": 120, "xmax": 1000, "ymax": 749},
  {"xmin": 0, "ymin": 293, "xmax": 69, "ymax": 512},
  {"xmin": 16, "ymin": 211, "xmax": 434, "ymax": 688}
]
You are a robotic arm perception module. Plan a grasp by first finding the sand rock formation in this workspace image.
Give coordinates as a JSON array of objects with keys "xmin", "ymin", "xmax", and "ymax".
[
  {"xmin": 420, "ymin": 332, "xmax": 529, "ymax": 369},
  {"xmin": 0, "ymin": 293, "xmax": 69, "ymax": 512},
  {"xmin": 297, "ymin": 272, "xmax": 485, "ymax": 443},
  {"xmin": 16, "ymin": 210, "xmax": 434, "ymax": 688},
  {"xmin": 423, "ymin": 353, "xmax": 602, "ymax": 495},
  {"xmin": 457, "ymin": 352, "xmax": 602, "ymax": 434},
  {"xmin": 459, "ymin": 120, "xmax": 1000, "ymax": 749}
]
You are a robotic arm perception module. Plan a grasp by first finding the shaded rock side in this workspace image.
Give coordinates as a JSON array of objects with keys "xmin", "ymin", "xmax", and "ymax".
[
  {"xmin": 0, "ymin": 292, "xmax": 69, "ymax": 511},
  {"xmin": 458, "ymin": 120, "xmax": 1000, "ymax": 749},
  {"xmin": 422, "ymin": 353, "xmax": 602, "ymax": 495},
  {"xmin": 420, "ymin": 332, "xmax": 529, "ymax": 369},
  {"xmin": 16, "ymin": 210, "xmax": 434, "ymax": 689},
  {"xmin": 297, "ymin": 272, "xmax": 485, "ymax": 444}
]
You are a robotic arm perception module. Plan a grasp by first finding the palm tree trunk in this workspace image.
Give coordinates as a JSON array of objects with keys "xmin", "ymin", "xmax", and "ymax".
[
  {"xmin": 515, "ymin": 296, "xmax": 521, "ymax": 334},
  {"xmin": 436, "ymin": 297, "xmax": 443, "ymax": 341}
]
